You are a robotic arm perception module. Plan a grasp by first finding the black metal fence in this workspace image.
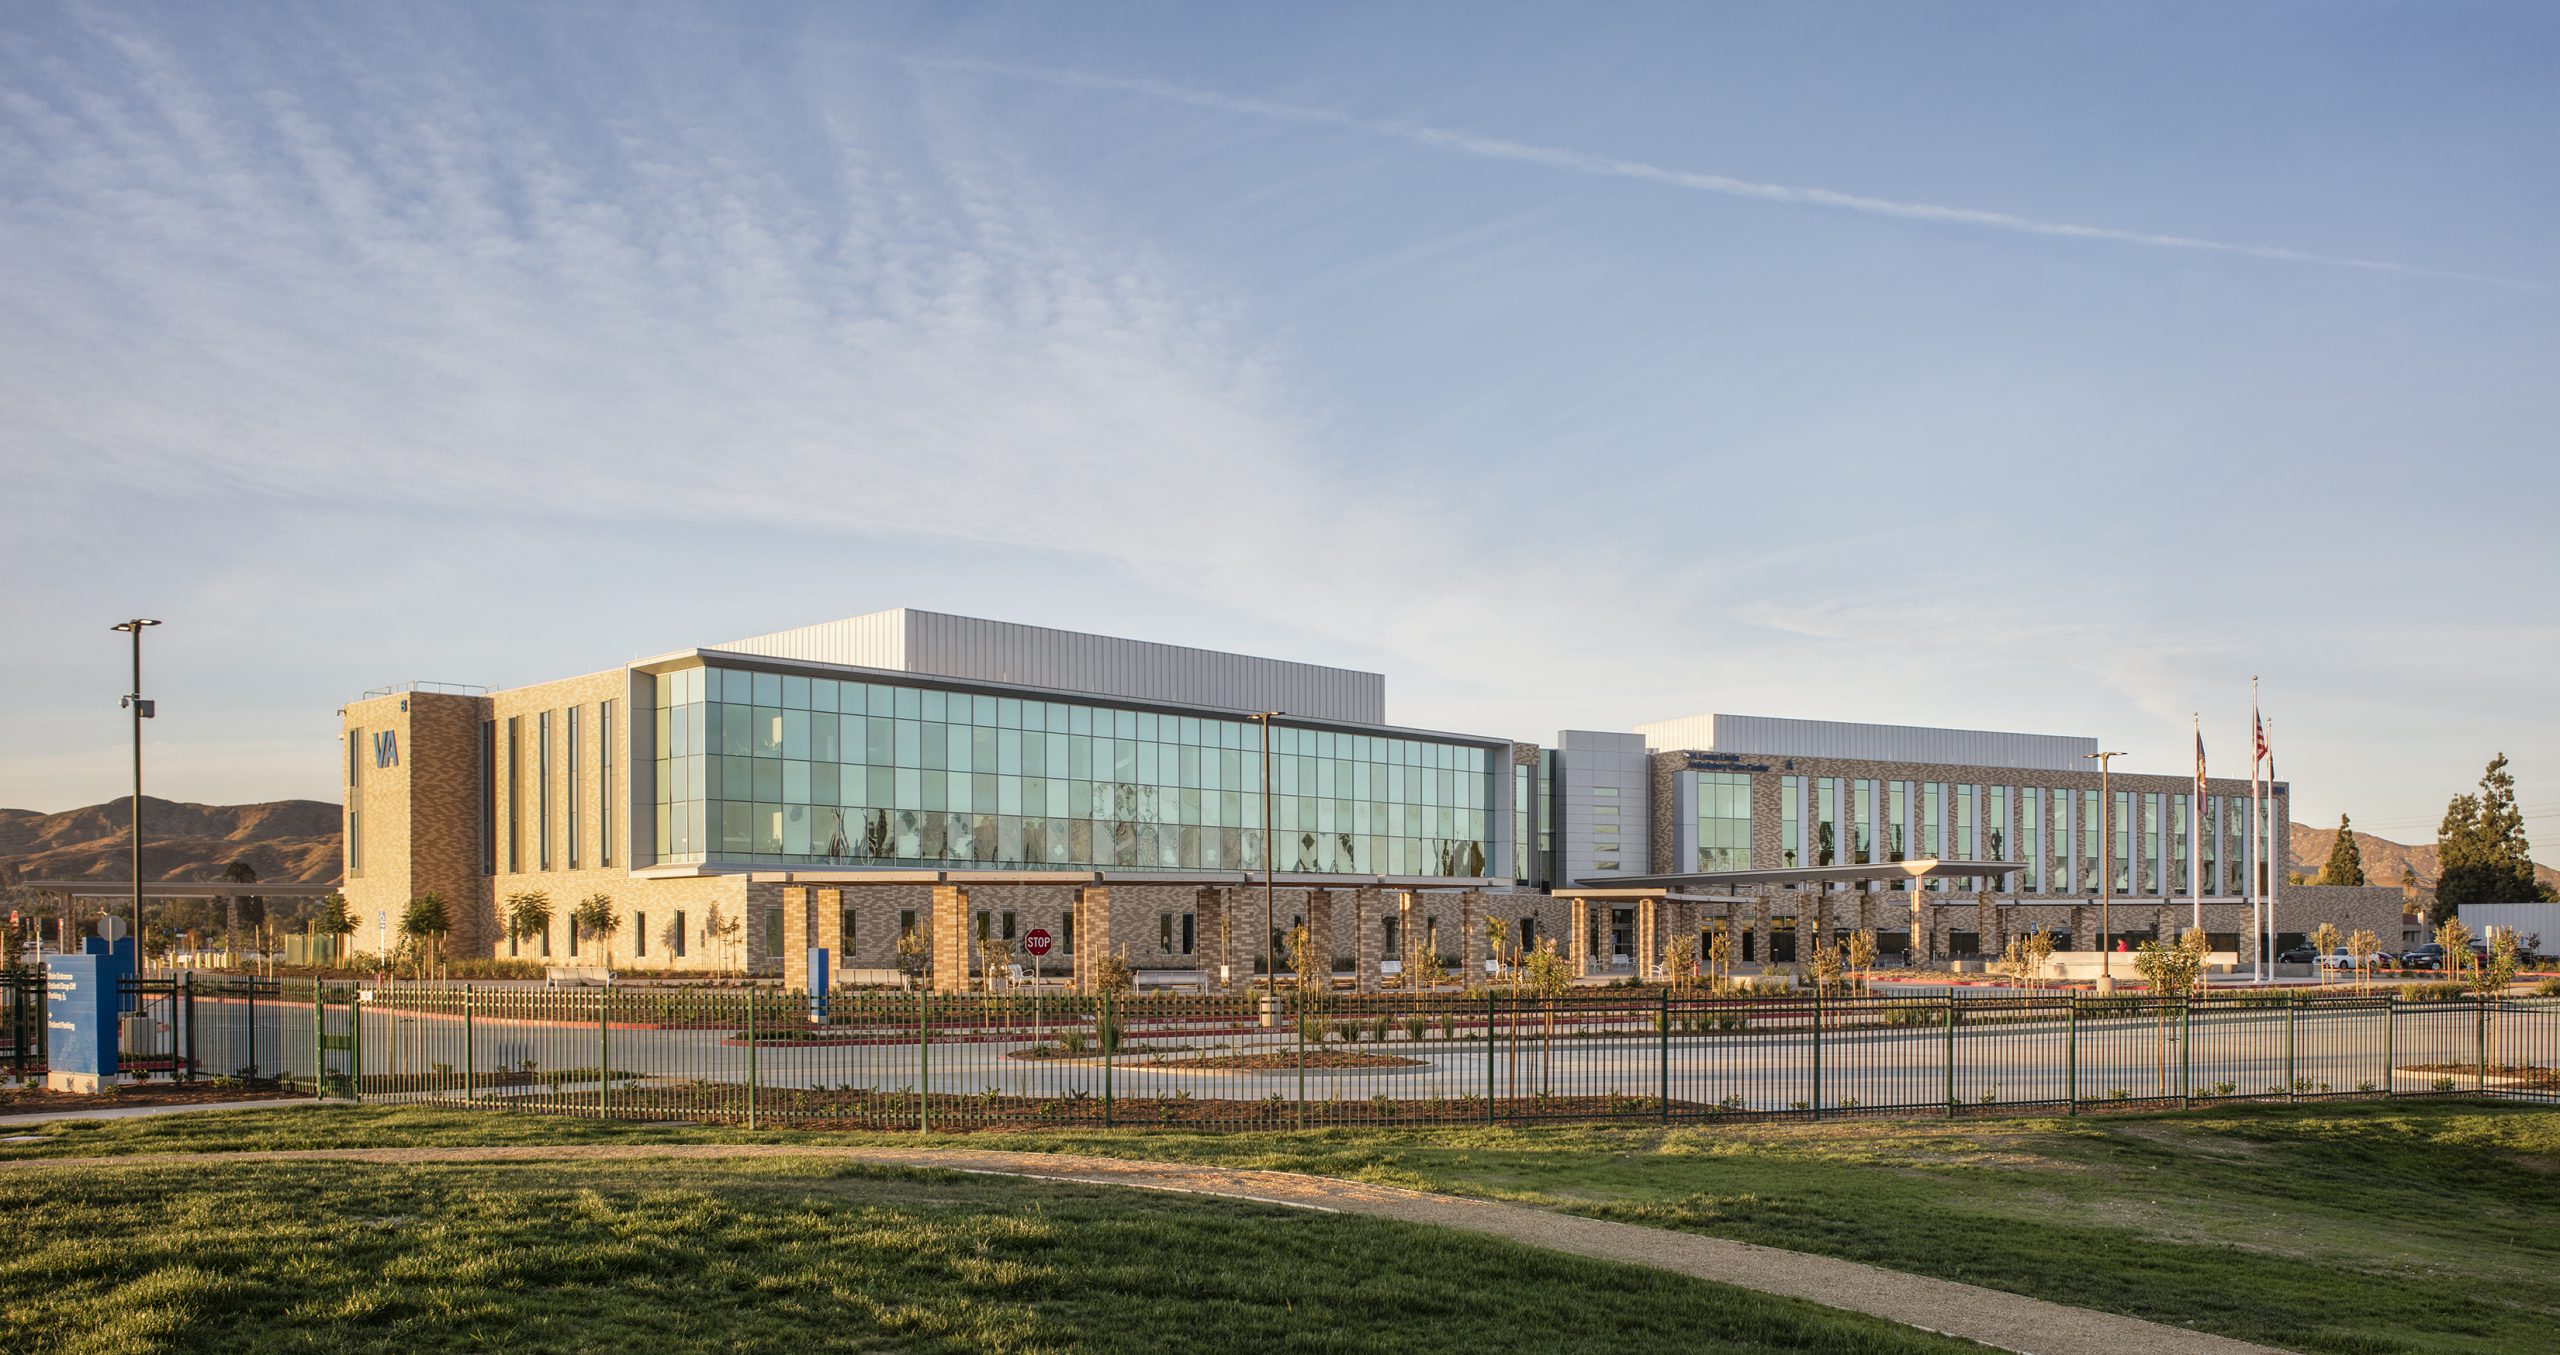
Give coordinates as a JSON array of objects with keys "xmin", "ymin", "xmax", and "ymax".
[
  {"xmin": 3, "ymin": 970, "xmax": 46, "ymax": 1080},
  {"xmin": 314, "ymin": 985, "xmax": 2560, "ymax": 1131}
]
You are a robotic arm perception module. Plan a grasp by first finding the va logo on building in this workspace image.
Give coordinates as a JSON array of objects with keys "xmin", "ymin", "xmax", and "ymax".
[{"xmin": 373, "ymin": 730, "xmax": 399, "ymax": 768}]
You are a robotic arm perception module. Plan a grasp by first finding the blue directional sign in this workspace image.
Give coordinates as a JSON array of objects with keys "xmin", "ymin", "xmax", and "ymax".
[{"xmin": 45, "ymin": 936, "xmax": 135, "ymax": 1082}]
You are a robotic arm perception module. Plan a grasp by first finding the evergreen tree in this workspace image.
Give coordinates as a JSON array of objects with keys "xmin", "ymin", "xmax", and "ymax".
[
  {"xmin": 2436, "ymin": 754, "xmax": 2541, "ymax": 912},
  {"xmin": 2319, "ymin": 814, "xmax": 2366, "ymax": 886}
]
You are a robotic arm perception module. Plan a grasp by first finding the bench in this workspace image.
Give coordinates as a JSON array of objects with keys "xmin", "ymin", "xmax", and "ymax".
[{"xmin": 544, "ymin": 965, "xmax": 613, "ymax": 987}]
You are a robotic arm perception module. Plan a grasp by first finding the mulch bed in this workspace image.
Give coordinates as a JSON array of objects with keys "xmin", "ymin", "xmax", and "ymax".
[
  {"xmin": 2398, "ymin": 1063, "xmax": 2560, "ymax": 1088},
  {"xmin": 1147, "ymin": 1050, "xmax": 1427, "ymax": 1071},
  {"xmin": 0, "ymin": 1082, "xmax": 305, "ymax": 1114}
]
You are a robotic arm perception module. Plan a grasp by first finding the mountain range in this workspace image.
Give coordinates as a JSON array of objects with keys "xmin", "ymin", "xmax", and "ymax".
[{"xmin": 0, "ymin": 797, "xmax": 341, "ymax": 886}]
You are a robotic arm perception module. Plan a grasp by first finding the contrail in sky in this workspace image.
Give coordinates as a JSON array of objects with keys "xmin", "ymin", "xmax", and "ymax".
[{"xmin": 914, "ymin": 55, "xmax": 2537, "ymax": 290}]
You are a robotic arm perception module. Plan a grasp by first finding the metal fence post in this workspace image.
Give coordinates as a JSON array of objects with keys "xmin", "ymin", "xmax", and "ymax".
[
  {"xmin": 2180, "ymin": 996, "xmax": 2192, "ymax": 1108},
  {"xmin": 597, "ymin": 985, "xmax": 610, "ymax": 1121},
  {"xmin": 2384, "ymin": 993, "xmax": 2396, "ymax": 1098},
  {"xmin": 351, "ymin": 986, "xmax": 364, "ymax": 1097},
  {"xmin": 1292, "ymin": 986, "xmax": 1305, "ymax": 1131},
  {"xmin": 1102, "ymin": 989, "xmax": 1115, "ymax": 1130},
  {"xmin": 1810, "ymin": 990, "xmax": 1823, "ymax": 1118},
  {"xmin": 1944, "ymin": 992, "xmax": 1957, "ymax": 1117},
  {"xmin": 180, "ymin": 972, "xmax": 195, "ymax": 1082},
  {"xmin": 245, "ymin": 976, "xmax": 257, "ymax": 1081},
  {"xmin": 746, "ymin": 987, "xmax": 760, "ymax": 1130},
  {"xmin": 2065, "ymin": 993, "xmax": 2078, "ymax": 1115},
  {"xmin": 464, "ymin": 984, "xmax": 476, "ymax": 1103},
  {"xmin": 311, "ymin": 984, "xmax": 323, "ymax": 1100},
  {"xmin": 1660, "ymin": 989, "xmax": 1672, "ymax": 1123},
  {"xmin": 2285, "ymin": 992, "xmax": 2297, "ymax": 1101},
  {"xmin": 1485, "ymin": 990, "xmax": 1497, "ymax": 1124},
  {"xmin": 916, "ymin": 989, "xmax": 929, "ymax": 1133},
  {"xmin": 2477, "ymin": 996, "xmax": 2489, "ymax": 1095}
]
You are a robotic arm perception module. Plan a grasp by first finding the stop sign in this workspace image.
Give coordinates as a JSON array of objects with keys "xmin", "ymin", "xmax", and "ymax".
[{"xmin": 1023, "ymin": 928, "xmax": 1054, "ymax": 957}]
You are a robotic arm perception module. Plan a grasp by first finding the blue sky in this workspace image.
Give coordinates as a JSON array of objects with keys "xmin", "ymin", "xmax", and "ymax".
[{"xmin": 3, "ymin": 2, "xmax": 2555, "ymax": 846}]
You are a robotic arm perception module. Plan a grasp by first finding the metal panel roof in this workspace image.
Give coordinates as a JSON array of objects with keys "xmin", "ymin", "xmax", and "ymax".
[
  {"xmin": 1636, "ymin": 713, "xmax": 2098, "ymax": 772},
  {"xmin": 711, "ymin": 608, "xmax": 1386, "ymax": 725}
]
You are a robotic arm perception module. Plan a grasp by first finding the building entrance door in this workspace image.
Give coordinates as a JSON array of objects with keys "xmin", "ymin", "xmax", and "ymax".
[{"xmin": 1609, "ymin": 907, "xmax": 1635, "ymax": 968}]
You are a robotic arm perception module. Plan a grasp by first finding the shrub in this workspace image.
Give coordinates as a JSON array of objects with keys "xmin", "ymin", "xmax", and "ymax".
[
  {"xmin": 1402, "ymin": 1016, "xmax": 1428, "ymax": 1042},
  {"xmin": 1369, "ymin": 1015, "xmax": 1393, "ymax": 1044},
  {"xmin": 1334, "ymin": 1018, "xmax": 1361, "ymax": 1043},
  {"xmin": 1057, "ymin": 1029, "xmax": 1090, "ymax": 1055}
]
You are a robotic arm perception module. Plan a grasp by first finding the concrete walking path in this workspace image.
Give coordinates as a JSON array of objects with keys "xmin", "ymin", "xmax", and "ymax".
[
  {"xmin": 0, "ymin": 1098, "xmax": 325, "ymax": 1128},
  {"xmin": 1, "ymin": 1141, "xmax": 2290, "ymax": 1355}
]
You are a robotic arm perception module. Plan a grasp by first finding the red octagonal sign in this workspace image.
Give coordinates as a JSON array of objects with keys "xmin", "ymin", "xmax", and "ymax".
[{"xmin": 1022, "ymin": 928, "xmax": 1054, "ymax": 957}]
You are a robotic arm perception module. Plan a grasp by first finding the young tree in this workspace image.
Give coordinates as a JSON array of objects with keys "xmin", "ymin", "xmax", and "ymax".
[
  {"xmin": 398, "ymin": 893, "xmax": 451, "ymax": 979},
  {"xmin": 2129, "ymin": 930, "xmax": 2209, "ymax": 1093},
  {"xmin": 2346, "ymin": 928, "xmax": 2382, "ymax": 993},
  {"xmin": 977, "ymin": 934, "xmax": 1015, "ymax": 993},
  {"xmin": 1485, "ymin": 916, "xmax": 1512, "ymax": 987},
  {"xmin": 2319, "ymin": 816, "xmax": 2366, "ymax": 886},
  {"xmin": 314, "ymin": 892, "xmax": 358, "ymax": 967},
  {"xmin": 1519, "ymin": 938, "xmax": 1574, "ymax": 1095},
  {"xmin": 2436, "ymin": 755, "xmax": 2541, "ymax": 913},
  {"xmin": 573, "ymin": 893, "xmax": 620, "ymax": 967},
  {"xmin": 1282, "ymin": 923, "xmax": 1323, "ymax": 993},
  {"xmin": 1846, "ymin": 929, "xmax": 1879, "ymax": 993},
  {"xmin": 1705, "ymin": 924, "xmax": 1736, "ymax": 995},
  {"xmin": 2471, "ymin": 929, "xmax": 2520, "ymax": 998},
  {"xmin": 893, "ymin": 921, "xmax": 930, "ymax": 991},
  {"xmin": 1802, "ymin": 938, "xmax": 1847, "ymax": 995},
  {"xmin": 504, "ymin": 891, "xmax": 554, "ymax": 956},
  {"xmin": 2435, "ymin": 917, "xmax": 2474, "ymax": 981},
  {"xmin": 1662, "ymin": 934, "xmax": 1699, "ymax": 996},
  {"xmin": 704, "ymin": 901, "xmax": 742, "ymax": 972},
  {"xmin": 2311, "ymin": 921, "xmax": 2342, "ymax": 986}
]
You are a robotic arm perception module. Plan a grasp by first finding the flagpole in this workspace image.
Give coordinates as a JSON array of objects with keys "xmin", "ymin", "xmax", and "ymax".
[
  {"xmin": 2190, "ymin": 715, "xmax": 2204, "ymax": 939},
  {"xmin": 2267, "ymin": 716, "xmax": 2280, "ymax": 979},
  {"xmin": 2250, "ymin": 677, "xmax": 2264, "ymax": 984}
]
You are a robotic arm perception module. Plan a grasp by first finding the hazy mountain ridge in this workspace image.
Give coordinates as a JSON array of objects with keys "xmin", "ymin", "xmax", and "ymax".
[
  {"xmin": 0, "ymin": 796, "xmax": 341, "ymax": 884},
  {"xmin": 2288, "ymin": 821, "xmax": 2560, "ymax": 894}
]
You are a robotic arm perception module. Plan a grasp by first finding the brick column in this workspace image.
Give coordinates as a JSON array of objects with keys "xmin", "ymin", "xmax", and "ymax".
[
  {"xmin": 1354, "ymin": 887, "xmax": 1383, "ymax": 992},
  {"xmin": 1753, "ymin": 894, "xmax": 1774, "ymax": 970},
  {"xmin": 1194, "ymin": 886, "xmax": 1231, "ymax": 992},
  {"xmin": 781, "ymin": 886, "xmax": 811, "ymax": 991},
  {"xmin": 1569, "ymin": 897, "xmax": 1590, "ymax": 977},
  {"xmin": 814, "ymin": 887, "xmax": 846, "ymax": 982},
  {"xmin": 1635, "ymin": 895, "xmax": 1659, "ymax": 981},
  {"xmin": 1459, "ymin": 891, "xmax": 1485, "ymax": 985},
  {"xmin": 1303, "ymin": 888, "xmax": 1335, "ymax": 988},
  {"xmin": 1072, "ymin": 885, "xmax": 1111, "ymax": 994},
  {"xmin": 931, "ymin": 883, "xmax": 971, "ymax": 994}
]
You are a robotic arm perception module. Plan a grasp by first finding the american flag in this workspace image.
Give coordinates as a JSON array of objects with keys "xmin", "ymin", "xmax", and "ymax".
[{"xmin": 2254, "ymin": 712, "xmax": 2267, "ymax": 767}]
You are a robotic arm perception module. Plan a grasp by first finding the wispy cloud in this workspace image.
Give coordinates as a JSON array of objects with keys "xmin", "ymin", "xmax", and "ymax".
[{"xmin": 912, "ymin": 55, "xmax": 2539, "ymax": 290}]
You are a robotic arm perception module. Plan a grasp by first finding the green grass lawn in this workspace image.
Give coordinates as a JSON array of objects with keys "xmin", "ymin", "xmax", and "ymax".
[
  {"xmin": 0, "ymin": 1155, "xmax": 1983, "ymax": 1355},
  {"xmin": 9, "ymin": 1100, "xmax": 2558, "ymax": 1354}
]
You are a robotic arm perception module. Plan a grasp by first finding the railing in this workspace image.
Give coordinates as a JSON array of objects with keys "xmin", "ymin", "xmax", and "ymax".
[
  {"xmin": 305, "ymin": 986, "xmax": 2560, "ymax": 1131},
  {"xmin": 4, "ymin": 970, "xmax": 47, "ymax": 1079}
]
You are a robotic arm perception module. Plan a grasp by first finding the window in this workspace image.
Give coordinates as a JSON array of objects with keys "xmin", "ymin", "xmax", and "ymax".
[
  {"xmin": 537, "ymin": 711, "xmax": 553, "ymax": 871},
  {"xmin": 506, "ymin": 716, "xmax": 522, "ymax": 872},
  {"xmin": 1517, "ymin": 916, "xmax": 1537, "ymax": 953},
  {"xmin": 1159, "ymin": 912, "xmax": 1175, "ymax": 954},
  {"xmin": 1781, "ymin": 775, "xmax": 1801, "ymax": 868},
  {"xmin": 480, "ymin": 719, "xmax": 497, "ymax": 875},
  {"xmin": 762, "ymin": 904, "xmax": 783, "ymax": 961},
  {"xmin": 1061, "ymin": 911, "xmax": 1075, "ymax": 955},
  {"xmin": 1382, "ymin": 915, "xmax": 1399, "ymax": 957},
  {"xmin": 1886, "ymin": 782, "xmax": 1908, "ymax": 862},
  {"xmin": 1950, "ymin": 931, "xmax": 1981, "ymax": 957},
  {"xmin": 1693, "ymin": 771, "xmax": 1752, "ymax": 871},
  {"xmin": 347, "ymin": 727, "xmax": 362, "ymax": 790},
  {"xmin": 1001, "ymin": 911, "xmax": 1016, "ymax": 941},
  {"xmin": 540, "ymin": 921, "xmax": 551, "ymax": 958},
  {"xmin": 601, "ymin": 699, "xmax": 615, "ymax": 866},
  {"xmin": 899, "ymin": 909, "xmax": 917, "ymax": 942},
  {"xmin": 347, "ymin": 810, "xmax": 362, "ymax": 874},
  {"xmin": 634, "ymin": 910, "xmax": 645, "ymax": 957},
  {"xmin": 2021, "ymin": 787, "xmax": 2043, "ymax": 891},
  {"xmin": 840, "ymin": 905, "xmax": 858, "ymax": 958},
  {"xmin": 1181, "ymin": 911, "xmax": 1195, "ymax": 955},
  {"xmin": 1815, "ymin": 779, "xmax": 1839, "ymax": 867},
  {"xmin": 567, "ymin": 706, "xmax": 582, "ymax": 870},
  {"xmin": 1852, "ymin": 780, "xmax": 1876, "ymax": 865},
  {"xmin": 508, "ymin": 926, "xmax": 518, "ymax": 958},
  {"xmin": 568, "ymin": 914, "xmax": 579, "ymax": 958},
  {"xmin": 673, "ymin": 910, "xmax": 688, "ymax": 958}
]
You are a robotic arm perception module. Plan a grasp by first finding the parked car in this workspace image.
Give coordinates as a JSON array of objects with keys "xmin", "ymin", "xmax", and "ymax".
[
  {"xmin": 2402, "ymin": 944, "xmax": 2448, "ymax": 971},
  {"xmin": 2276, "ymin": 945, "xmax": 2319, "ymax": 965},
  {"xmin": 2316, "ymin": 950, "xmax": 2375, "ymax": 970}
]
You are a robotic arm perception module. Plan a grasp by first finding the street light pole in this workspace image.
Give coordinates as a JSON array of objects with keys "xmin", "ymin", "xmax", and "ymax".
[
  {"xmin": 1247, "ymin": 712, "xmax": 1282, "ymax": 994},
  {"xmin": 112, "ymin": 618, "xmax": 162, "ymax": 961},
  {"xmin": 2083, "ymin": 750, "xmax": 2126, "ymax": 994}
]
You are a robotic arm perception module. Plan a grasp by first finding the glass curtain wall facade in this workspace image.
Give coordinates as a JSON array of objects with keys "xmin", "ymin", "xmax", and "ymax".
[
  {"xmin": 1691, "ymin": 771, "xmax": 1753, "ymax": 871},
  {"xmin": 651, "ymin": 663, "xmax": 1497, "ymax": 875}
]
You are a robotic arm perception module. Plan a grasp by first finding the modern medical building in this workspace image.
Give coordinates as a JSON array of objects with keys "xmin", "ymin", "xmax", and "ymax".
[{"xmin": 339, "ymin": 609, "xmax": 2401, "ymax": 989}]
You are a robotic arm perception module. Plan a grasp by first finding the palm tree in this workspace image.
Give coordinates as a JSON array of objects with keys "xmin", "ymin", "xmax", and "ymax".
[{"xmin": 221, "ymin": 859, "xmax": 258, "ymax": 957}]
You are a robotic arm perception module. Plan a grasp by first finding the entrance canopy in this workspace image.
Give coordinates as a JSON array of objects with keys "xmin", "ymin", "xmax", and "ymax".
[{"xmin": 1572, "ymin": 859, "xmax": 2020, "ymax": 891}]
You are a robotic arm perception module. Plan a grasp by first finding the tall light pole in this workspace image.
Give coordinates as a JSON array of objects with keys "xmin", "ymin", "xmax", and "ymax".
[
  {"xmin": 112, "ymin": 618, "xmax": 162, "ymax": 959},
  {"xmin": 2084, "ymin": 750, "xmax": 2125, "ymax": 994},
  {"xmin": 1246, "ymin": 711, "xmax": 1282, "ymax": 993}
]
